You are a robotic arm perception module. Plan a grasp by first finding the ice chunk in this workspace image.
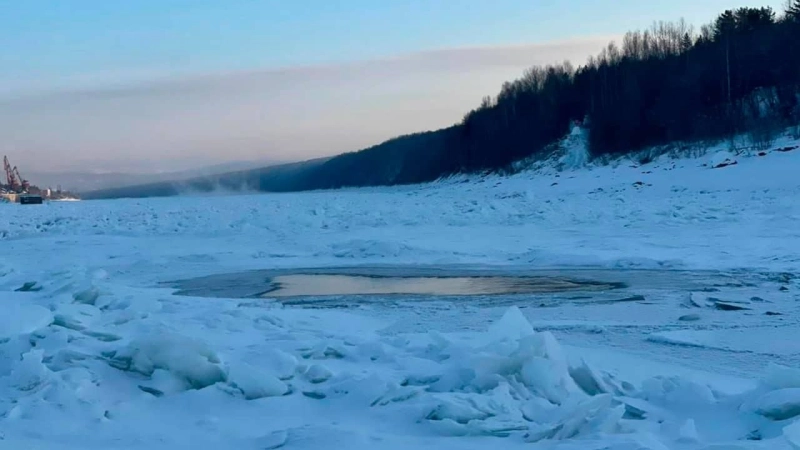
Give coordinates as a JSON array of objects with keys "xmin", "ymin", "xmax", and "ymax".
[
  {"xmin": 356, "ymin": 340, "xmax": 390, "ymax": 362},
  {"xmin": 753, "ymin": 388, "xmax": 800, "ymax": 420},
  {"xmin": 427, "ymin": 415, "xmax": 527, "ymax": 438},
  {"xmin": 428, "ymin": 418, "xmax": 469, "ymax": 436},
  {"xmin": 677, "ymin": 419, "xmax": 700, "ymax": 443},
  {"xmin": 254, "ymin": 430, "xmax": 288, "ymax": 449},
  {"xmin": 108, "ymin": 333, "xmax": 225, "ymax": 390},
  {"xmin": 302, "ymin": 390, "xmax": 326, "ymax": 399},
  {"xmin": 515, "ymin": 331, "xmax": 577, "ymax": 403},
  {"xmin": 8, "ymin": 349, "xmax": 50, "ymax": 392},
  {"xmin": 569, "ymin": 359, "xmax": 610, "ymax": 396},
  {"xmin": 263, "ymin": 348, "xmax": 298, "ymax": 380},
  {"xmin": 515, "ymin": 331, "xmax": 568, "ymax": 371},
  {"xmin": 140, "ymin": 369, "xmax": 191, "ymax": 396},
  {"xmin": 47, "ymin": 349, "xmax": 93, "ymax": 372},
  {"xmin": 15, "ymin": 281, "xmax": 41, "ymax": 292},
  {"xmin": 784, "ymin": 419, "xmax": 800, "ymax": 449},
  {"xmin": 521, "ymin": 396, "xmax": 559, "ymax": 423},
  {"xmin": 301, "ymin": 342, "xmax": 348, "ymax": 360},
  {"xmin": 764, "ymin": 364, "xmax": 800, "ymax": 390},
  {"xmin": 487, "ymin": 306, "xmax": 534, "ymax": 342},
  {"xmin": 72, "ymin": 287, "xmax": 100, "ymax": 305},
  {"xmin": 82, "ymin": 329, "xmax": 122, "ymax": 342},
  {"xmin": 712, "ymin": 300, "xmax": 750, "ymax": 311},
  {"xmin": 52, "ymin": 303, "xmax": 100, "ymax": 331},
  {"xmin": 425, "ymin": 395, "xmax": 493, "ymax": 424},
  {"xmin": 29, "ymin": 328, "xmax": 70, "ymax": 358},
  {"xmin": 678, "ymin": 314, "xmax": 701, "ymax": 322},
  {"xmin": 371, "ymin": 384, "xmax": 424, "ymax": 406},
  {"xmin": 464, "ymin": 419, "xmax": 529, "ymax": 438},
  {"xmin": 427, "ymin": 331, "xmax": 452, "ymax": 352},
  {"xmin": 521, "ymin": 357, "xmax": 571, "ymax": 405},
  {"xmin": 469, "ymin": 352, "xmax": 514, "ymax": 380},
  {"xmin": 92, "ymin": 269, "xmax": 109, "ymax": 280},
  {"xmin": 526, "ymin": 394, "xmax": 623, "ymax": 442},
  {"xmin": 641, "ymin": 377, "xmax": 716, "ymax": 407},
  {"xmin": 617, "ymin": 396, "xmax": 670, "ymax": 421},
  {"xmin": 556, "ymin": 394, "xmax": 623, "ymax": 439},
  {"xmin": 684, "ymin": 292, "xmax": 706, "ymax": 308},
  {"xmin": 305, "ymin": 364, "xmax": 332, "ymax": 384},
  {"xmin": 0, "ymin": 300, "xmax": 53, "ymax": 339},
  {"xmin": 429, "ymin": 366, "xmax": 478, "ymax": 392},
  {"xmin": 227, "ymin": 362, "xmax": 288, "ymax": 400}
]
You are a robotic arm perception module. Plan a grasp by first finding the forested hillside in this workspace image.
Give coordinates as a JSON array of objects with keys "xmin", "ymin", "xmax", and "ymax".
[
  {"xmin": 462, "ymin": 4, "xmax": 800, "ymax": 168},
  {"xmin": 86, "ymin": 3, "xmax": 800, "ymax": 199}
]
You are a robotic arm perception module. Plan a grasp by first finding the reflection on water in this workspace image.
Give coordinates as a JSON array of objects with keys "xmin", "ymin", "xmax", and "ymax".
[
  {"xmin": 168, "ymin": 266, "xmax": 778, "ymax": 306},
  {"xmin": 261, "ymin": 274, "xmax": 619, "ymax": 298}
]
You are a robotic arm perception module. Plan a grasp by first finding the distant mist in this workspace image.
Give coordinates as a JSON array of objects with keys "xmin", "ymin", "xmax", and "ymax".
[
  {"xmin": 1, "ymin": 36, "xmax": 613, "ymax": 174},
  {"xmin": 25, "ymin": 159, "xmax": 280, "ymax": 193}
]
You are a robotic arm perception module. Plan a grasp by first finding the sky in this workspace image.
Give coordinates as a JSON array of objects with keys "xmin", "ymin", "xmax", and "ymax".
[{"xmin": 0, "ymin": 0, "xmax": 788, "ymax": 174}]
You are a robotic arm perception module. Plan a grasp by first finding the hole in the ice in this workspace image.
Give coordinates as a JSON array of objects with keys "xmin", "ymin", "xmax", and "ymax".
[
  {"xmin": 167, "ymin": 268, "xmax": 642, "ymax": 299},
  {"xmin": 170, "ymin": 267, "xmax": 778, "ymax": 300},
  {"xmin": 260, "ymin": 274, "xmax": 620, "ymax": 298}
]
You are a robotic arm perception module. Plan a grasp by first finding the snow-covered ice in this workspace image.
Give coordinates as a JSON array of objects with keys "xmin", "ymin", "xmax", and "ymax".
[{"xmin": 2, "ymin": 135, "xmax": 800, "ymax": 448}]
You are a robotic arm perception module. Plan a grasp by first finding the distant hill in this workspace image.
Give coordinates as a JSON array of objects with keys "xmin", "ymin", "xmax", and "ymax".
[
  {"xmin": 83, "ymin": 127, "xmax": 457, "ymax": 199},
  {"xmin": 82, "ymin": 157, "xmax": 331, "ymax": 199},
  {"xmin": 30, "ymin": 159, "xmax": 279, "ymax": 193}
]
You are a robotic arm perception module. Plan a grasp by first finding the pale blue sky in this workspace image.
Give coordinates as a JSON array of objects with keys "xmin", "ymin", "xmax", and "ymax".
[
  {"xmin": 0, "ymin": 0, "xmax": 787, "ymax": 173},
  {"xmin": 0, "ymin": 0, "xmax": 785, "ymax": 91}
]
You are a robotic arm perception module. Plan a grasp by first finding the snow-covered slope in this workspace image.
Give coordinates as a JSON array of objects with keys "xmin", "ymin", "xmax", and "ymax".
[{"xmin": 1, "ymin": 135, "xmax": 800, "ymax": 449}]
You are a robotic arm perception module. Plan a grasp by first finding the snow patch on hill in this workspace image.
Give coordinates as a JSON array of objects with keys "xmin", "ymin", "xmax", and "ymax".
[{"xmin": 558, "ymin": 124, "xmax": 591, "ymax": 170}]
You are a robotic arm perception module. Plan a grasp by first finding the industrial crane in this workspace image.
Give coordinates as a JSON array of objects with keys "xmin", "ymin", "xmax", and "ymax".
[
  {"xmin": 3, "ymin": 155, "xmax": 16, "ymax": 189},
  {"xmin": 14, "ymin": 166, "xmax": 30, "ymax": 192},
  {"xmin": 3, "ymin": 155, "xmax": 30, "ymax": 193}
]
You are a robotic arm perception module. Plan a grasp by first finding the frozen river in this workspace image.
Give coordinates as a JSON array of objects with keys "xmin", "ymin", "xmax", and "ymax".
[{"xmin": 3, "ymin": 140, "xmax": 800, "ymax": 449}]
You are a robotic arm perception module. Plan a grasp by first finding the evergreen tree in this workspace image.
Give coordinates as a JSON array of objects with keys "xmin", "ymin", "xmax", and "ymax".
[
  {"xmin": 788, "ymin": 0, "xmax": 800, "ymax": 21},
  {"xmin": 680, "ymin": 32, "xmax": 693, "ymax": 53},
  {"xmin": 714, "ymin": 10, "xmax": 737, "ymax": 39}
]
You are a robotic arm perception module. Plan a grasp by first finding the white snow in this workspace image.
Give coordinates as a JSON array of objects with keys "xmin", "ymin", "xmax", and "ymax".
[{"xmin": 1, "ymin": 133, "xmax": 800, "ymax": 448}]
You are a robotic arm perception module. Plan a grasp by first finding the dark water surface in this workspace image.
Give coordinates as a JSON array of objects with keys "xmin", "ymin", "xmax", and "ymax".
[
  {"xmin": 258, "ymin": 274, "xmax": 621, "ymax": 297},
  {"xmin": 166, "ymin": 265, "xmax": 777, "ymax": 302}
]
